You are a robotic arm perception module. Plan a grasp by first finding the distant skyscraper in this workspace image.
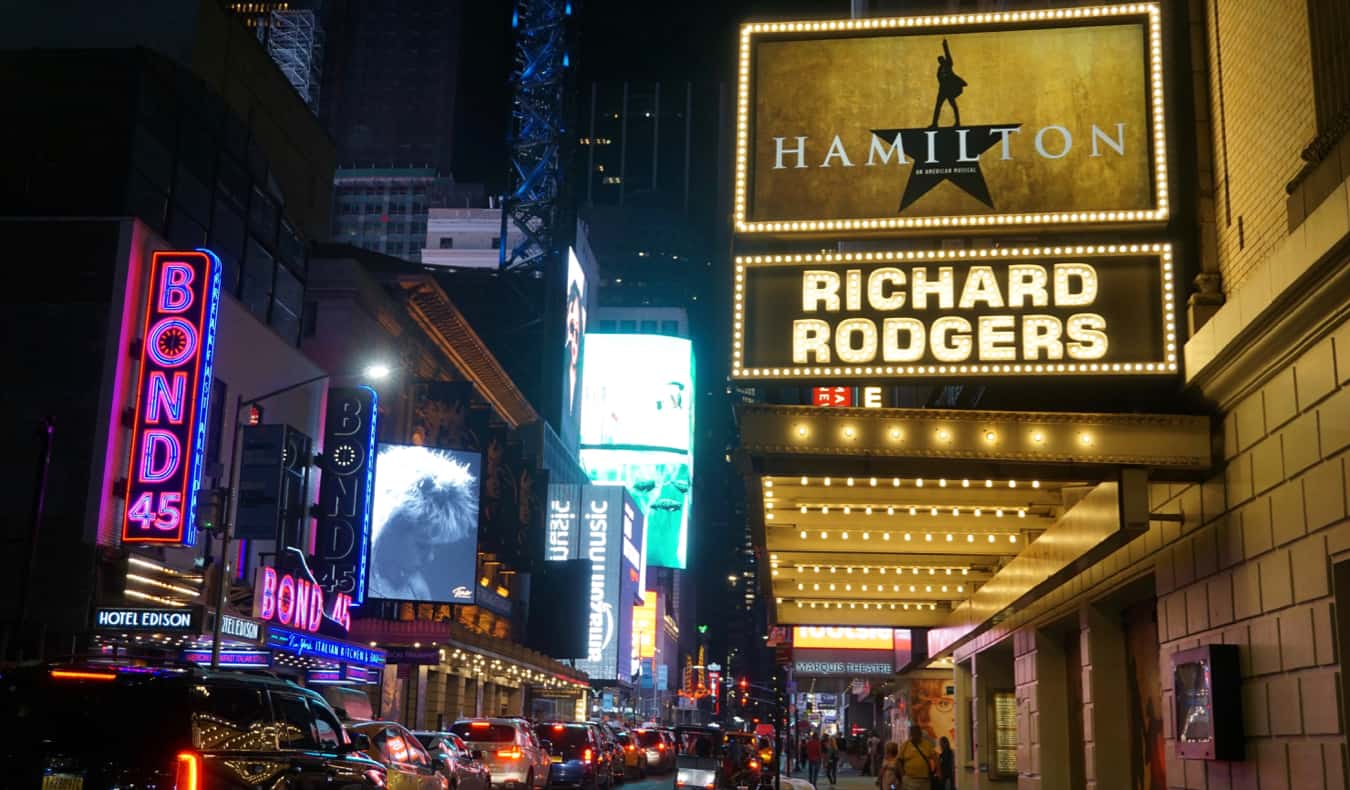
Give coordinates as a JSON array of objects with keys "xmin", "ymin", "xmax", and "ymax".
[
  {"xmin": 320, "ymin": 0, "xmax": 464, "ymax": 174},
  {"xmin": 227, "ymin": 2, "xmax": 325, "ymax": 114}
]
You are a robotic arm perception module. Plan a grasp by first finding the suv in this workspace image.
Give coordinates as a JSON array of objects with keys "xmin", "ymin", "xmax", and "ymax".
[
  {"xmin": 3, "ymin": 664, "xmax": 385, "ymax": 788},
  {"xmin": 534, "ymin": 721, "xmax": 607, "ymax": 790},
  {"xmin": 451, "ymin": 717, "xmax": 551, "ymax": 790}
]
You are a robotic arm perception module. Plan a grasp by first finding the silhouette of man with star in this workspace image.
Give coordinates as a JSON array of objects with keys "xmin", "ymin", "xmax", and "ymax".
[{"xmin": 930, "ymin": 39, "xmax": 967, "ymax": 128}]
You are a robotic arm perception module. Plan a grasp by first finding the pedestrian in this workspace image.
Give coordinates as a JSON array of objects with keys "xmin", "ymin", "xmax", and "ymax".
[
  {"xmin": 867, "ymin": 732, "xmax": 882, "ymax": 776},
  {"xmin": 798, "ymin": 735, "xmax": 807, "ymax": 772},
  {"xmin": 825, "ymin": 735, "xmax": 839, "ymax": 785},
  {"xmin": 898, "ymin": 726, "xmax": 936, "ymax": 790},
  {"xmin": 936, "ymin": 737, "xmax": 955, "ymax": 790},
  {"xmin": 877, "ymin": 741, "xmax": 901, "ymax": 790},
  {"xmin": 805, "ymin": 731, "xmax": 822, "ymax": 787}
]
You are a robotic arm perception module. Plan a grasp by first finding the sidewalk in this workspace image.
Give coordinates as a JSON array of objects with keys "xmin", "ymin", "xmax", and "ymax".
[{"xmin": 779, "ymin": 761, "xmax": 877, "ymax": 790}]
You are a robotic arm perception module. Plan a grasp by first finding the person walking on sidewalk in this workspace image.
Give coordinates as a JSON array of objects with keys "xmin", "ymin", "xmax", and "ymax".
[
  {"xmin": 876, "ymin": 741, "xmax": 901, "ymax": 790},
  {"xmin": 936, "ymin": 737, "xmax": 955, "ymax": 790},
  {"xmin": 805, "ymin": 732, "xmax": 823, "ymax": 787},
  {"xmin": 824, "ymin": 734, "xmax": 839, "ymax": 786},
  {"xmin": 898, "ymin": 726, "xmax": 936, "ymax": 790},
  {"xmin": 866, "ymin": 732, "xmax": 882, "ymax": 776}
]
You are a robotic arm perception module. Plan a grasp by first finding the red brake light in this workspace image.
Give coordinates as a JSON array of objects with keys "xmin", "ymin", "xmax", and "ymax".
[
  {"xmin": 553, "ymin": 724, "xmax": 566, "ymax": 731},
  {"xmin": 497, "ymin": 747, "xmax": 523, "ymax": 759},
  {"xmin": 471, "ymin": 721, "xmax": 491, "ymax": 729},
  {"xmin": 175, "ymin": 751, "xmax": 201, "ymax": 790},
  {"xmin": 748, "ymin": 760, "xmax": 760, "ymax": 770},
  {"xmin": 51, "ymin": 669, "xmax": 117, "ymax": 681},
  {"xmin": 584, "ymin": 748, "xmax": 594, "ymax": 763}
]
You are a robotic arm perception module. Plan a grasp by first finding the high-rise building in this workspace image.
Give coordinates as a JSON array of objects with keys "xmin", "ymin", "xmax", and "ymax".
[
  {"xmin": 331, "ymin": 168, "xmax": 486, "ymax": 262},
  {"xmin": 228, "ymin": 2, "xmax": 325, "ymax": 113},
  {"xmin": 320, "ymin": 0, "xmax": 464, "ymax": 175}
]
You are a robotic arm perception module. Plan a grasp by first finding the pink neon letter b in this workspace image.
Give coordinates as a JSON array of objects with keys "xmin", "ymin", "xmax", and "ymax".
[{"xmin": 159, "ymin": 262, "xmax": 195, "ymax": 313}]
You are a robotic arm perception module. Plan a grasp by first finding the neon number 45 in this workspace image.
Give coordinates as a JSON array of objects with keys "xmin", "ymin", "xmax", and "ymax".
[{"xmin": 127, "ymin": 492, "xmax": 183, "ymax": 532}]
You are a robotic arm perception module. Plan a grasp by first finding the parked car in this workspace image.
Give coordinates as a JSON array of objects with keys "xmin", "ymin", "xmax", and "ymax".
[
  {"xmin": 635, "ymin": 728, "xmax": 674, "ymax": 773},
  {"xmin": 3, "ymin": 664, "xmax": 386, "ymax": 788},
  {"xmin": 452, "ymin": 717, "xmax": 552, "ymax": 790},
  {"xmin": 614, "ymin": 729, "xmax": 648, "ymax": 779},
  {"xmin": 590, "ymin": 723, "xmax": 627, "ymax": 784},
  {"xmin": 416, "ymin": 731, "xmax": 492, "ymax": 790},
  {"xmin": 534, "ymin": 721, "xmax": 608, "ymax": 790},
  {"xmin": 348, "ymin": 721, "xmax": 449, "ymax": 790}
]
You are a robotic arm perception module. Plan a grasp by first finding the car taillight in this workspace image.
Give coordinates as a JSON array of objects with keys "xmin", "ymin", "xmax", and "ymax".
[
  {"xmin": 658, "ymin": 743, "xmax": 667, "ymax": 752},
  {"xmin": 51, "ymin": 669, "xmax": 117, "ymax": 681},
  {"xmin": 748, "ymin": 760, "xmax": 760, "ymax": 770},
  {"xmin": 626, "ymin": 745, "xmax": 634, "ymax": 752},
  {"xmin": 497, "ymin": 747, "xmax": 523, "ymax": 760},
  {"xmin": 584, "ymin": 748, "xmax": 594, "ymax": 763},
  {"xmin": 175, "ymin": 751, "xmax": 201, "ymax": 790}
]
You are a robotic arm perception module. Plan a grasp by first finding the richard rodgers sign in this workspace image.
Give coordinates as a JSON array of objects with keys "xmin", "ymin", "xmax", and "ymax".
[{"xmin": 731, "ymin": 244, "xmax": 1176, "ymax": 379}]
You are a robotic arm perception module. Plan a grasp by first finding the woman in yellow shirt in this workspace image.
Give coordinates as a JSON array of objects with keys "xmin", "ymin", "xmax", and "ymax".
[{"xmin": 897, "ymin": 726, "xmax": 936, "ymax": 790}]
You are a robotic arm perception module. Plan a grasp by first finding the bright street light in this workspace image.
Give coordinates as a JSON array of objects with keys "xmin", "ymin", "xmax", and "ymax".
[{"xmin": 363, "ymin": 363, "xmax": 393, "ymax": 380}]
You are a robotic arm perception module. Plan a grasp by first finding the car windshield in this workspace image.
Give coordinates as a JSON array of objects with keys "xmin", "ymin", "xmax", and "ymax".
[
  {"xmin": 452, "ymin": 722, "xmax": 518, "ymax": 742},
  {"xmin": 636, "ymin": 731, "xmax": 664, "ymax": 747},
  {"xmin": 536, "ymin": 725, "xmax": 590, "ymax": 757},
  {"xmin": 416, "ymin": 734, "xmax": 455, "ymax": 754}
]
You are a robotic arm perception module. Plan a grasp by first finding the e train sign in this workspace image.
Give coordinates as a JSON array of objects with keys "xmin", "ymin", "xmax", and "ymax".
[{"xmin": 122, "ymin": 250, "xmax": 222, "ymax": 546}]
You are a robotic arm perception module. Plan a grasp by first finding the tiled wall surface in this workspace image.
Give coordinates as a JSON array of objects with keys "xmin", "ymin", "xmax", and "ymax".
[{"xmin": 1203, "ymin": 0, "xmax": 1317, "ymax": 294}]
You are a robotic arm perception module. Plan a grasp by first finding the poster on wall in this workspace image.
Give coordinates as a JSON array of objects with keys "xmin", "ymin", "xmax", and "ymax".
[
  {"xmin": 735, "ymin": 5, "xmax": 1166, "ymax": 234},
  {"xmin": 910, "ymin": 678, "xmax": 956, "ymax": 751},
  {"xmin": 367, "ymin": 443, "xmax": 482, "ymax": 604}
]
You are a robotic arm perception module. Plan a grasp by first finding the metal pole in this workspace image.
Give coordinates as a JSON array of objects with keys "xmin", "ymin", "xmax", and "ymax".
[
  {"xmin": 13, "ymin": 417, "xmax": 54, "ymax": 661},
  {"xmin": 210, "ymin": 393, "xmax": 244, "ymax": 670}
]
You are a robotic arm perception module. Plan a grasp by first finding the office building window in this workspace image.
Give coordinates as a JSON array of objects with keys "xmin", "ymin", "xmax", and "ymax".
[
  {"xmin": 662, "ymin": 320, "xmax": 679, "ymax": 336},
  {"xmin": 438, "ymin": 237, "xmax": 454, "ymax": 249}
]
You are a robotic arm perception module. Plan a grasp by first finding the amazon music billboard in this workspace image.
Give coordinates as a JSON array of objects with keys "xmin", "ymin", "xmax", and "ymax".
[
  {"xmin": 733, "ymin": 4, "xmax": 1166, "ymax": 235},
  {"xmin": 732, "ymin": 244, "xmax": 1176, "ymax": 379}
]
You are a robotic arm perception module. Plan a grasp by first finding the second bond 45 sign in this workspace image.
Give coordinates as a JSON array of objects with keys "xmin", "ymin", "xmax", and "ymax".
[{"xmin": 731, "ymin": 243, "xmax": 1175, "ymax": 379}]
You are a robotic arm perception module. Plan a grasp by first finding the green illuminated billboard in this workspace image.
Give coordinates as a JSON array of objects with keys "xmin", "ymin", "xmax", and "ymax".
[{"xmin": 580, "ymin": 448, "xmax": 690, "ymax": 569}]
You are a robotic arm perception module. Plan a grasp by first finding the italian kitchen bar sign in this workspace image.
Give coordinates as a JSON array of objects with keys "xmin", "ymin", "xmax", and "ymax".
[
  {"xmin": 122, "ymin": 249, "xmax": 222, "ymax": 546},
  {"xmin": 731, "ymin": 244, "xmax": 1175, "ymax": 379},
  {"xmin": 734, "ymin": 4, "xmax": 1166, "ymax": 234}
]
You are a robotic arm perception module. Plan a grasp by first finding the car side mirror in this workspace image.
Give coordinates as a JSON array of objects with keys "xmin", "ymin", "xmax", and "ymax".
[{"xmin": 343, "ymin": 732, "xmax": 372, "ymax": 754}]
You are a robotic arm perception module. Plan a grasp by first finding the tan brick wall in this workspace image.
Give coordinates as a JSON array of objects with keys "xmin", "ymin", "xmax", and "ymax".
[
  {"xmin": 956, "ymin": 315, "xmax": 1350, "ymax": 789},
  {"xmin": 1205, "ymin": 0, "xmax": 1317, "ymax": 293}
]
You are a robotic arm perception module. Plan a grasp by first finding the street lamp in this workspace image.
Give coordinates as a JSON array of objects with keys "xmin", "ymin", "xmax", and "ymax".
[{"xmin": 208, "ymin": 362, "xmax": 393, "ymax": 668}]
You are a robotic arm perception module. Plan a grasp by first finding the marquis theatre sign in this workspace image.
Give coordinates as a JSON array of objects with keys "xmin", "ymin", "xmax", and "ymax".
[
  {"xmin": 731, "ymin": 244, "xmax": 1176, "ymax": 379},
  {"xmin": 733, "ymin": 4, "xmax": 1167, "ymax": 234}
]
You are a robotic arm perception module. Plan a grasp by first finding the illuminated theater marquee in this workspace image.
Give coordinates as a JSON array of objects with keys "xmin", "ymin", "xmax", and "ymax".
[
  {"xmin": 732, "ymin": 244, "xmax": 1175, "ymax": 379},
  {"xmin": 734, "ymin": 4, "xmax": 1167, "ymax": 234},
  {"xmin": 122, "ymin": 250, "xmax": 221, "ymax": 545}
]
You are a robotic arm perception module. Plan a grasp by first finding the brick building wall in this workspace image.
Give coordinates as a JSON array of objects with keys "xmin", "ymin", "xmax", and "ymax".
[{"xmin": 1204, "ymin": 0, "xmax": 1317, "ymax": 294}]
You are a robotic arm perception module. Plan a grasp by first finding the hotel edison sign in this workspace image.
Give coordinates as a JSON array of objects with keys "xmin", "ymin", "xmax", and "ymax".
[
  {"xmin": 731, "ymin": 244, "xmax": 1176, "ymax": 379},
  {"xmin": 733, "ymin": 5, "xmax": 1167, "ymax": 233}
]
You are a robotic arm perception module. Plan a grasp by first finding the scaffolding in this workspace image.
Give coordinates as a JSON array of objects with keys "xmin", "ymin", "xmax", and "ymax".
[
  {"xmin": 266, "ymin": 9, "xmax": 325, "ymax": 114},
  {"xmin": 499, "ymin": 0, "xmax": 572, "ymax": 271}
]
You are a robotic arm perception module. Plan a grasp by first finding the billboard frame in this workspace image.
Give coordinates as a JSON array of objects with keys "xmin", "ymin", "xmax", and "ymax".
[{"xmin": 732, "ymin": 3, "xmax": 1167, "ymax": 236}]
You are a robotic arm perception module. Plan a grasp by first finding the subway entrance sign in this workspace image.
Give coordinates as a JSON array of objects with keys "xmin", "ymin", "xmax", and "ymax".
[{"xmin": 731, "ymin": 244, "xmax": 1175, "ymax": 380}]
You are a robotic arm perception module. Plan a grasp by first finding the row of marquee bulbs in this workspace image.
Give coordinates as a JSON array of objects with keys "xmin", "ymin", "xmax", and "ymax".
[
  {"xmin": 783, "ymin": 564, "xmax": 971, "ymax": 575},
  {"xmin": 765, "ymin": 477, "xmax": 1041, "ymax": 488},
  {"xmin": 770, "ymin": 505, "xmax": 1029, "ymax": 518},
  {"xmin": 777, "ymin": 599, "xmax": 943, "ymax": 611},
  {"xmin": 791, "ymin": 529, "xmax": 1018, "ymax": 543},
  {"xmin": 796, "ymin": 582, "xmax": 965, "ymax": 593},
  {"xmin": 364, "ymin": 643, "xmax": 586, "ymax": 689},
  {"xmin": 789, "ymin": 421, "xmax": 1099, "ymax": 446}
]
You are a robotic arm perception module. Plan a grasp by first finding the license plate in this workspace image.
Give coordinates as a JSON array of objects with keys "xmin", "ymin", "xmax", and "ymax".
[
  {"xmin": 552, "ymin": 756, "xmax": 563, "ymax": 763},
  {"xmin": 42, "ymin": 775, "xmax": 83, "ymax": 790}
]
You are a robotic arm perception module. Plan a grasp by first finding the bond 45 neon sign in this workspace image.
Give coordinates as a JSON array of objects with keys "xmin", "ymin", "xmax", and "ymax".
[{"xmin": 122, "ymin": 250, "xmax": 221, "ymax": 545}]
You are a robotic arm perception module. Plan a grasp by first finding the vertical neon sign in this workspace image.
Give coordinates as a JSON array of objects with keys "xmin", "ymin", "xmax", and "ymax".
[
  {"xmin": 122, "ymin": 249, "xmax": 221, "ymax": 546},
  {"xmin": 311, "ymin": 386, "xmax": 379, "ymax": 606}
]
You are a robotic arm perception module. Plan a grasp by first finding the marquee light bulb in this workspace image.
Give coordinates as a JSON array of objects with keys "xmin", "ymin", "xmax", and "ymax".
[
  {"xmin": 884, "ymin": 532, "xmax": 892, "ymax": 541},
  {"xmin": 847, "ymin": 477, "xmax": 855, "ymax": 486},
  {"xmin": 946, "ymin": 533, "xmax": 953, "ymax": 542},
  {"xmin": 925, "ymin": 533, "xmax": 933, "ymax": 542},
  {"xmin": 1032, "ymin": 480, "xmax": 1041, "ymax": 488},
  {"xmin": 1010, "ymin": 534, "xmax": 1018, "ymax": 543},
  {"xmin": 904, "ymin": 533, "xmax": 911, "ymax": 541},
  {"xmin": 863, "ymin": 532, "xmax": 870, "ymax": 540},
  {"xmin": 962, "ymin": 479, "xmax": 970, "ymax": 488},
  {"xmin": 869, "ymin": 477, "xmax": 877, "ymax": 487},
  {"xmin": 988, "ymin": 534, "xmax": 996, "ymax": 543},
  {"xmin": 892, "ymin": 477, "xmax": 900, "ymax": 486},
  {"xmin": 939, "ymin": 478, "xmax": 948, "ymax": 487},
  {"xmin": 796, "ymin": 426, "xmax": 808, "ymax": 438},
  {"xmin": 824, "ymin": 477, "xmax": 832, "ymax": 486},
  {"xmin": 967, "ymin": 534, "xmax": 974, "ymax": 543},
  {"xmin": 1032, "ymin": 431, "xmax": 1045, "ymax": 444},
  {"xmin": 985, "ymin": 479, "xmax": 993, "ymax": 488},
  {"xmin": 800, "ymin": 531, "xmax": 807, "ymax": 539},
  {"xmin": 820, "ymin": 531, "xmax": 828, "ymax": 539},
  {"xmin": 801, "ymin": 476, "xmax": 808, "ymax": 485},
  {"xmin": 916, "ymin": 478, "xmax": 924, "ymax": 487}
]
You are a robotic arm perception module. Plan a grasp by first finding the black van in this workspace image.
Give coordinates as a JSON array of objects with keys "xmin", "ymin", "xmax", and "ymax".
[{"xmin": 4, "ymin": 665, "xmax": 386, "ymax": 789}]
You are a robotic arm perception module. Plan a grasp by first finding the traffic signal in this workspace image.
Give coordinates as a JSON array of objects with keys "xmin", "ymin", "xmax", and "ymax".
[
  {"xmin": 196, "ymin": 487, "xmax": 227, "ymax": 532},
  {"xmin": 739, "ymin": 677, "xmax": 749, "ymax": 690}
]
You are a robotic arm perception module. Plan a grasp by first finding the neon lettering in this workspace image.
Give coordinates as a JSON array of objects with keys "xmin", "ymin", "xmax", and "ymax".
[
  {"xmin": 146, "ymin": 371, "xmax": 187, "ymax": 423},
  {"xmin": 158, "ymin": 262, "xmax": 195, "ymax": 312},
  {"xmin": 139, "ymin": 430, "xmax": 181, "ymax": 483}
]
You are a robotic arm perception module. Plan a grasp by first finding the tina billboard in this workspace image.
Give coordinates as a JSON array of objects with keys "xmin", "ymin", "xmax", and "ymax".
[{"xmin": 733, "ymin": 4, "xmax": 1166, "ymax": 235}]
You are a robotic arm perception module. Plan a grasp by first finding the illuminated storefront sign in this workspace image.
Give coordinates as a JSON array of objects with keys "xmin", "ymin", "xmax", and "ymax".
[
  {"xmin": 253, "ymin": 566, "xmax": 353, "ymax": 633},
  {"xmin": 122, "ymin": 250, "xmax": 222, "ymax": 546},
  {"xmin": 312, "ymin": 387, "xmax": 379, "ymax": 605},
  {"xmin": 734, "ymin": 5, "xmax": 1166, "ymax": 234},
  {"xmin": 793, "ymin": 627, "xmax": 896, "ymax": 651},
  {"xmin": 732, "ymin": 245, "xmax": 1175, "ymax": 379},
  {"xmin": 217, "ymin": 613, "xmax": 264, "ymax": 643},
  {"xmin": 182, "ymin": 650, "xmax": 270, "ymax": 668},
  {"xmin": 94, "ymin": 606, "xmax": 203, "ymax": 631},
  {"xmin": 266, "ymin": 624, "xmax": 387, "ymax": 668}
]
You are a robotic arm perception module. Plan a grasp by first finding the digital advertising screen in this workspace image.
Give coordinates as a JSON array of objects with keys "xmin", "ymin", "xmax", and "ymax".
[
  {"xmin": 735, "ymin": 6, "xmax": 1165, "ymax": 234},
  {"xmin": 560, "ymin": 246, "xmax": 591, "ymax": 457},
  {"xmin": 581, "ymin": 448, "xmax": 690, "ymax": 569},
  {"xmin": 368, "ymin": 443, "xmax": 481, "ymax": 604},
  {"xmin": 572, "ymin": 485, "xmax": 641, "ymax": 682},
  {"xmin": 580, "ymin": 334, "xmax": 694, "ymax": 454}
]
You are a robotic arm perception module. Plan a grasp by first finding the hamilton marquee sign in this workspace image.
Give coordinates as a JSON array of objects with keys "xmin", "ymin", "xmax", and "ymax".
[
  {"xmin": 731, "ymin": 244, "xmax": 1176, "ymax": 379},
  {"xmin": 733, "ymin": 4, "xmax": 1166, "ymax": 234}
]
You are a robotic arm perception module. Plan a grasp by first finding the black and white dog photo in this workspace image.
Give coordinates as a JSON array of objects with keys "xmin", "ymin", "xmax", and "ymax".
[{"xmin": 368, "ymin": 444, "xmax": 481, "ymax": 602}]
